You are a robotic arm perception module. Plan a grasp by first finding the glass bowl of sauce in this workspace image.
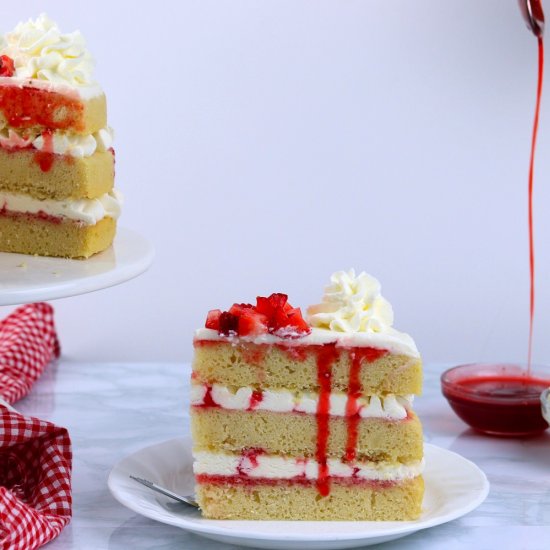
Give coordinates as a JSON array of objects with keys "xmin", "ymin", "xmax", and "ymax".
[{"xmin": 441, "ymin": 363, "xmax": 550, "ymax": 437}]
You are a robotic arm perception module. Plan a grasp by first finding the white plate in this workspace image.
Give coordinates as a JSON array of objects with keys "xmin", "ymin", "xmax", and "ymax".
[
  {"xmin": 108, "ymin": 437, "xmax": 489, "ymax": 550},
  {"xmin": 0, "ymin": 227, "xmax": 154, "ymax": 305}
]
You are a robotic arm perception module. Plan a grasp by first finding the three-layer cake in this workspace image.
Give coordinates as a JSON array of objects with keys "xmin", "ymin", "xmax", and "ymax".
[
  {"xmin": 0, "ymin": 14, "xmax": 120, "ymax": 258},
  {"xmin": 191, "ymin": 270, "xmax": 424, "ymax": 520}
]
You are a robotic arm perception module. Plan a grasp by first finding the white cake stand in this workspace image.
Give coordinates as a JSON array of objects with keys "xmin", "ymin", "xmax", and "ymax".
[{"xmin": 0, "ymin": 227, "xmax": 154, "ymax": 306}]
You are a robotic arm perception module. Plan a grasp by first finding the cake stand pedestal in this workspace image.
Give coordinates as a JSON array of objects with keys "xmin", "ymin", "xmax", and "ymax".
[{"xmin": 0, "ymin": 227, "xmax": 154, "ymax": 306}]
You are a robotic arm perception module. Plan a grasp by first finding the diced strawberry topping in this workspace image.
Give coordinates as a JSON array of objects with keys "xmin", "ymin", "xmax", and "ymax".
[
  {"xmin": 285, "ymin": 307, "xmax": 310, "ymax": 331},
  {"xmin": 205, "ymin": 309, "xmax": 222, "ymax": 330},
  {"xmin": 0, "ymin": 55, "xmax": 15, "ymax": 77},
  {"xmin": 229, "ymin": 303, "xmax": 254, "ymax": 316},
  {"xmin": 269, "ymin": 293, "xmax": 289, "ymax": 310},
  {"xmin": 204, "ymin": 292, "xmax": 311, "ymax": 338},
  {"xmin": 238, "ymin": 309, "xmax": 269, "ymax": 336},
  {"xmin": 218, "ymin": 312, "xmax": 239, "ymax": 335}
]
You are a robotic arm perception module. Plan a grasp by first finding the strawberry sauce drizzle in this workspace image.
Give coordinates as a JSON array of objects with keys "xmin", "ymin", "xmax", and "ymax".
[
  {"xmin": 248, "ymin": 390, "xmax": 264, "ymax": 410},
  {"xmin": 527, "ymin": 37, "xmax": 544, "ymax": 373},
  {"xmin": 236, "ymin": 448, "xmax": 265, "ymax": 475},
  {"xmin": 0, "ymin": 85, "xmax": 83, "ymax": 130},
  {"xmin": 314, "ymin": 344, "xmax": 340, "ymax": 497},
  {"xmin": 202, "ymin": 386, "xmax": 220, "ymax": 408},
  {"xmin": 344, "ymin": 347, "xmax": 388, "ymax": 462},
  {"xmin": 34, "ymin": 130, "xmax": 55, "ymax": 172}
]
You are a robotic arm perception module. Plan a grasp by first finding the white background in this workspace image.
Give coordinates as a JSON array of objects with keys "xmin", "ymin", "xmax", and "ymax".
[{"xmin": 1, "ymin": 0, "xmax": 549, "ymax": 366}]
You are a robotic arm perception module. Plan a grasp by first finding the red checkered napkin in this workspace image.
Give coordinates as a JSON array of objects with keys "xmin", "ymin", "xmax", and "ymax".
[
  {"xmin": 0, "ymin": 304, "xmax": 72, "ymax": 550},
  {"xmin": 0, "ymin": 409, "xmax": 72, "ymax": 550},
  {"xmin": 0, "ymin": 303, "xmax": 60, "ymax": 405}
]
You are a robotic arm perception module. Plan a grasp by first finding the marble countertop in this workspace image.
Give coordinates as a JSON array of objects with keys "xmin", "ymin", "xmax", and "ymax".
[{"xmin": 14, "ymin": 361, "xmax": 550, "ymax": 550}]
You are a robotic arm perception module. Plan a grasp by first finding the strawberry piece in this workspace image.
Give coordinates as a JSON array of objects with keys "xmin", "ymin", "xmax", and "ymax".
[
  {"xmin": 229, "ymin": 303, "xmax": 254, "ymax": 316},
  {"xmin": 256, "ymin": 293, "xmax": 289, "ymax": 319},
  {"xmin": 205, "ymin": 309, "xmax": 222, "ymax": 330},
  {"xmin": 273, "ymin": 306, "xmax": 291, "ymax": 328},
  {"xmin": 0, "ymin": 55, "xmax": 15, "ymax": 77},
  {"xmin": 268, "ymin": 293, "xmax": 288, "ymax": 310},
  {"xmin": 218, "ymin": 311, "xmax": 239, "ymax": 335},
  {"xmin": 256, "ymin": 293, "xmax": 310, "ymax": 335},
  {"xmin": 255, "ymin": 296, "xmax": 273, "ymax": 317},
  {"xmin": 285, "ymin": 307, "xmax": 310, "ymax": 332},
  {"xmin": 207, "ymin": 293, "xmax": 309, "ymax": 338},
  {"xmin": 238, "ymin": 309, "xmax": 268, "ymax": 336}
]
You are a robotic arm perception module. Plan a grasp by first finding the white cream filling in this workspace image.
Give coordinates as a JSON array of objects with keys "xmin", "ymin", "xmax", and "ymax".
[
  {"xmin": 193, "ymin": 451, "xmax": 424, "ymax": 481},
  {"xmin": 0, "ymin": 189, "xmax": 122, "ymax": 225},
  {"xmin": 191, "ymin": 384, "xmax": 413, "ymax": 420},
  {"xmin": 194, "ymin": 326, "xmax": 419, "ymax": 358},
  {"xmin": 0, "ymin": 126, "xmax": 113, "ymax": 157}
]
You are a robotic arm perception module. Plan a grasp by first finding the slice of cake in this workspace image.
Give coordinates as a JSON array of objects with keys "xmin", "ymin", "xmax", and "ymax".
[
  {"xmin": 191, "ymin": 269, "xmax": 424, "ymax": 520},
  {"xmin": 0, "ymin": 14, "xmax": 121, "ymax": 258}
]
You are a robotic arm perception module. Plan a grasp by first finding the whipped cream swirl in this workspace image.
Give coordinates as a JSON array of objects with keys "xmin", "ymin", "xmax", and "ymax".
[
  {"xmin": 307, "ymin": 269, "xmax": 394, "ymax": 333},
  {"xmin": 0, "ymin": 14, "xmax": 95, "ymax": 86}
]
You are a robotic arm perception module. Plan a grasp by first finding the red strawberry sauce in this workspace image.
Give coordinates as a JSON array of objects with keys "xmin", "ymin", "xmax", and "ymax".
[
  {"xmin": 34, "ymin": 129, "xmax": 55, "ymax": 172},
  {"xmin": 236, "ymin": 448, "xmax": 265, "ymax": 475},
  {"xmin": 201, "ymin": 385, "xmax": 219, "ymax": 408},
  {"xmin": 0, "ymin": 85, "xmax": 83, "ymax": 131},
  {"xmin": 314, "ymin": 344, "xmax": 339, "ymax": 496},
  {"xmin": 442, "ymin": 368, "xmax": 550, "ymax": 436},
  {"xmin": 248, "ymin": 390, "xmax": 264, "ymax": 411}
]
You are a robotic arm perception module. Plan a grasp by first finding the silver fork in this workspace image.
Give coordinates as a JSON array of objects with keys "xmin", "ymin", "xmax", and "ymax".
[{"xmin": 129, "ymin": 475, "xmax": 199, "ymax": 508}]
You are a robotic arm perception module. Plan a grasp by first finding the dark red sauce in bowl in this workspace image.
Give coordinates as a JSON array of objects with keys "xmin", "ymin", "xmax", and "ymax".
[{"xmin": 441, "ymin": 364, "xmax": 550, "ymax": 436}]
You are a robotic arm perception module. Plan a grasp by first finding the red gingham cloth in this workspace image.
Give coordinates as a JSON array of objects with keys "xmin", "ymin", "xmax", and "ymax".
[
  {"xmin": 0, "ymin": 304, "xmax": 72, "ymax": 550},
  {"xmin": 0, "ymin": 303, "xmax": 60, "ymax": 405}
]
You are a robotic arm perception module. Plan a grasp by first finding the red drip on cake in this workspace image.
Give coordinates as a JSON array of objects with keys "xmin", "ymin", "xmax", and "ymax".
[
  {"xmin": 314, "ymin": 344, "xmax": 340, "ymax": 496},
  {"xmin": 236, "ymin": 448, "xmax": 265, "ymax": 475},
  {"xmin": 0, "ymin": 85, "xmax": 83, "ymax": 131},
  {"xmin": 202, "ymin": 386, "xmax": 220, "ymax": 408},
  {"xmin": 34, "ymin": 130, "xmax": 55, "ymax": 172},
  {"xmin": 345, "ymin": 348, "xmax": 388, "ymax": 462},
  {"xmin": 248, "ymin": 390, "xmax": 264, "ymax": 410}
]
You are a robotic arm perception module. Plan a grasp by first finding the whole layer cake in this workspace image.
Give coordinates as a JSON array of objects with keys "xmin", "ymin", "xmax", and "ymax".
[
  {"xmin": 0, "ymin": 14, "xmax": 121, "ymax": 258},
  {"xmin": 191, "ymin": 269, "xmax": 424, "ymax": 520}
]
